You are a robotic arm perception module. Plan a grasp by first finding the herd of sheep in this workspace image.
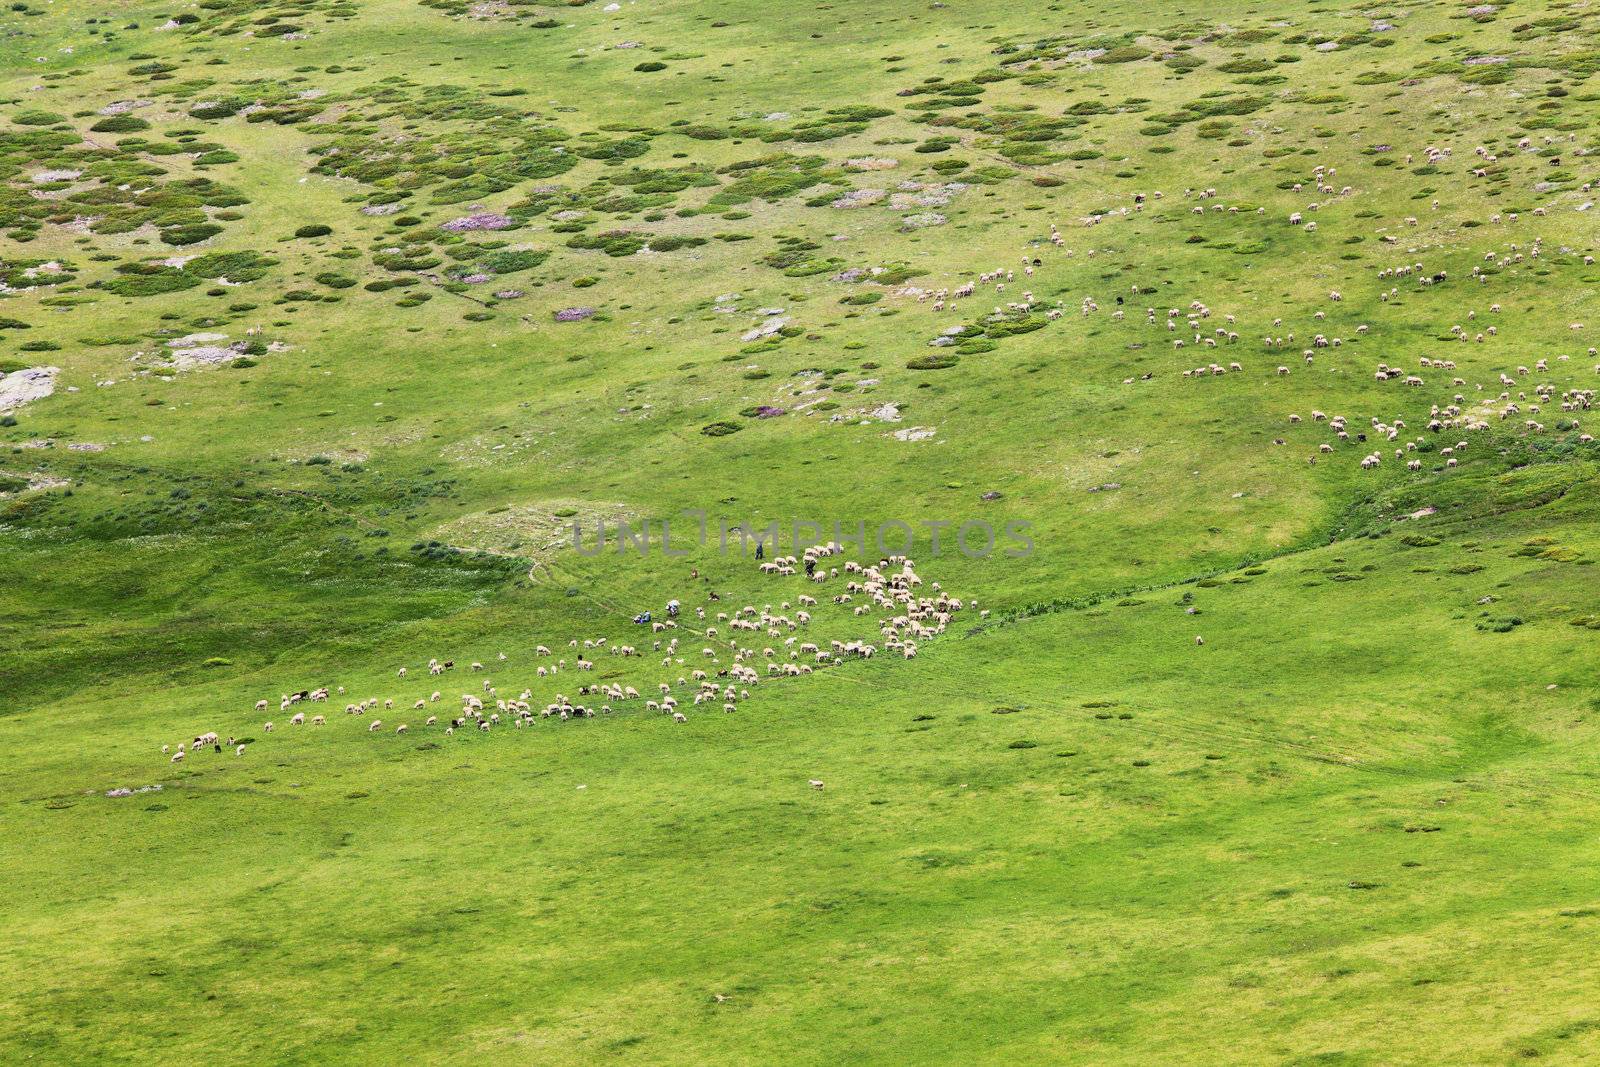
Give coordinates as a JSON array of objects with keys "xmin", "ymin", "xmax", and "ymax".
[
  {"xmin": 896, "ymin": 138, "xmax": 1593, "ymax": 475},
  {"xmin": 160, "ymin": 546, "xmax": 975, "ymax": 764}
]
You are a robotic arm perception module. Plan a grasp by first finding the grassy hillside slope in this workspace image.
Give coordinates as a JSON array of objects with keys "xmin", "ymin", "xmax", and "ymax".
[{"xmin": 3, "ymin": 0, "xmax": 1600, "ymax": 1062}]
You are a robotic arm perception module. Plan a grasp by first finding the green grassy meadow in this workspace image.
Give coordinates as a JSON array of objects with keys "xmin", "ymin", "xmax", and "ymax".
[{"xmin": 4, "ymin": 0, "xmax": 1600, "ymax": 1061}]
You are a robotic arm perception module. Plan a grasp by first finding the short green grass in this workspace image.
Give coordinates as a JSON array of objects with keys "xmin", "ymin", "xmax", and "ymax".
[{"xmin": 4, "ymin": 0, "xmax": 1600, "ymax": 1062}]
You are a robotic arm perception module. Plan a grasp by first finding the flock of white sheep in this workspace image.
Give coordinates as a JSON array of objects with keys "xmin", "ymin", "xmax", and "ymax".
[
  {"xmin": 160, "ymin": 546, "xmax": 976, "ymax": 764},
  {"xmin": 894, "ymin": 136, "xmax": 1593, "ymax": 477}
]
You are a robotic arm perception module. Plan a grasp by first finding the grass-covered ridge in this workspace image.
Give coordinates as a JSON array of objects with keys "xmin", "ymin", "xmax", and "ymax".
[{"xmin": 4, "ymin": 0, "xmax": 1600, "ymax": 1062}]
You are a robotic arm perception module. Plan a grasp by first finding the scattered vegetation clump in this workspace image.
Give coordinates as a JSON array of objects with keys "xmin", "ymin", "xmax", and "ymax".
[
  {"xmin": 101, "ymin": 262, "xmax": 202, "ymax": 297},
  {"xmin": 710, "ymin": 154, "xmax": 836, "ymax": 206},
  {"xmin": 1094, "ymin": 45, "xmax": 1151, "ymax": 64},
  {"xmin": 89, "ymin": 115, "xmax": 150, "ymax": 133}
]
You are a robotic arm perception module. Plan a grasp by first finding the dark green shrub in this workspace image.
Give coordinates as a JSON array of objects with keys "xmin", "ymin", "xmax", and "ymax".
[{"xmin": 90, "ymin": 115, "xmax": 150, "ymax": 133}]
